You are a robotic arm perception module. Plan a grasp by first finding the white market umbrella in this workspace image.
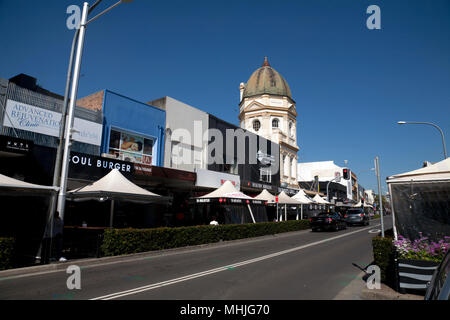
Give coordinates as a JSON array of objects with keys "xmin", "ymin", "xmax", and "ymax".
[
  {"xmin": 292, "ymin": 189, "xmax": 314, "ymax": 220},
  {"xmin": 196, "ymin": 180, "xmax": 256, "ymax": 223},
  {"xmin": 68, "ymin": 169, "xmax": 169, "ymax": 227},
  {"xmin": 254, "ymin": 189, "xmax": 276, "ymax": 204},
  {"xmin": 0, "ymin": 172, "xmax": 59, "ymax": 195},
  {"xmin": 313, "ymin": 194, "xmax": 331, "ymax": 205},
  {"xmin": 276, "ymin": 191, "xmax": 303, "ymax": 221}
]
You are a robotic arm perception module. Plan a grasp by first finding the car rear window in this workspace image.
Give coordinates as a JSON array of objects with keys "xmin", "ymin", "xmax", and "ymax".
[{"xmin": 347, "ymin": 210, "xmax": 364, "ymax": 215}]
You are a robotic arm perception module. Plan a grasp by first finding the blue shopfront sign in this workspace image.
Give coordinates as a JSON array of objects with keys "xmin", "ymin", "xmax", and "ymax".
[{"xmin": 100, "ymin": 90, "xmax": 165, "ymax": 167}]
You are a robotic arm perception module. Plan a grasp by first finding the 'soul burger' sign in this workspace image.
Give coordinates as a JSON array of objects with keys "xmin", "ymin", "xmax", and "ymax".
[{"xmin": 68, "ymin": 152, "xmax": 134, "ymax": 180}]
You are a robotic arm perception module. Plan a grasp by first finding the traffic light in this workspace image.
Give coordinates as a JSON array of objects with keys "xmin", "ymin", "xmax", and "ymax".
[{"xmin": 343, "ymin": 168, "xmax": 350, "ymax": 180}]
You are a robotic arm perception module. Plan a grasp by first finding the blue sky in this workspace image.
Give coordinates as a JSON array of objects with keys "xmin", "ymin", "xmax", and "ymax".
[{"xmin": 0, "ymin": 0, "xmax": 449, "ymax": 192}]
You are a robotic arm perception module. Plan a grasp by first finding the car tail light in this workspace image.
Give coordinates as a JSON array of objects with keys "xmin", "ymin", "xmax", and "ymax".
[
  {"xmin": 327, "ymin": 218, "xmax": 333, "ymax": 223},
  {"xmin": 360, "ymin": 214, "xmax": 364, "ymax": 217},
  {"xmin": 344, "ymin": 215, "xmax": 348, "ymax": 218},
  {"xmin": 309, "ymin": 218, "xmax": 313, "ymax": 222}
]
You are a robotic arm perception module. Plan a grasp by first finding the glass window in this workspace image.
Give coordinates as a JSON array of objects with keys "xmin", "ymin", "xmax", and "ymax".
[
  {"xmin": 253, "ymin": 120, "xmax": 261, "ymax": 132},
  {"xmin": 272, "ymin": 118, "xmax": 279, "ymax": 128},
  {"xmin": 260, "ymin": 168, "xmax": 272, "ymax": 183},
  {"xmin": 108, "ymin": 129, "xmax": 154, "ymax": 165}
]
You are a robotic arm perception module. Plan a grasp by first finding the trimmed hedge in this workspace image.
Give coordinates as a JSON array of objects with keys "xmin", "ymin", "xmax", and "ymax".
[
  {"xmin": 101, "ymin": 220, "xmax": 310, "ymax": 256},
  {"xmin": 372, "ymin": 235, "xmax": 396, "ymax": 286},
  {"xmin": 0, "ymin": 237, "xmax": 15, "ymax": 270}
]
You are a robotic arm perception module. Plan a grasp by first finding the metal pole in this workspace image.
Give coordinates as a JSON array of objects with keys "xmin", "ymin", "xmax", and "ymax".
[
  {"xmin": 38, "ymin": 29, "xmax": 80, "ymax": 264},
  {"xmin": 398, "ymin": 121, "xmax": 447, "ymax": 159},
  {"xmin": 110, "ymin": 199, "xmax": 115, "ymax": 228},
  {"xmin": 57, "ymin": 2, "xmax": 89, "ymax": 221},
  {"xmin": 301, "ymin": 204, "xmax": 303, "ymax": 220},
  {"xmin": 375, "ymin": 156, "xmax": 385, "ymax": 237},
  {"xmin": 247, "ymin": 204, "xmax": 256, "ymax": 224}
]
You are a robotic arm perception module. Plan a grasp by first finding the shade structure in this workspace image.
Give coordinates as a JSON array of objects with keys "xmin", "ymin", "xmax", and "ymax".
[
  {"xmin": 312, "ymin": 194, "xmax": 331, "ymax": 205},
  {"xmin": 254, "ymin": 189, "xmax": 276, "ymax": 204},
  {"xmin": 67, "ymin": 169, "xmax": 169, "ymax": 203},
  {"xmin": 292, "ymin": 189, "xmax": 314, "ymax": 204},
  {"xmin": 67, "ymin": 169, "xmax": 170, "ymax": 228},
  {"xmin": 352, "ymin": 200, "xmax": 373, "ymax": 208},
  {"xmin": 0, "ymin": 173, "xmax": 58, "ymax": 195},
  {"xmin": 387, "ymin": 158, "xmax": 450, "ymax": 241},
  {"xmin": 387, "ymin": 158, "xmax": 450, "ymax": 183},
  {"xmin": 198, "ymin": 180, "xmax": 254, "ymax": 200},
  {"xmin": 195, "ymin": 180, "xmax": 264, "ymax": 224},
  {"xmin": 276, "ymin": 191, "xmax": 303, "ymax": 205}
]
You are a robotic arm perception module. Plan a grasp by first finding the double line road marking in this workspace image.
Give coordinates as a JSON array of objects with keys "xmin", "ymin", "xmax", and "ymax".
[{"xmin": 91, "ymin": 224, "xmax": 380, "ymax": 300}]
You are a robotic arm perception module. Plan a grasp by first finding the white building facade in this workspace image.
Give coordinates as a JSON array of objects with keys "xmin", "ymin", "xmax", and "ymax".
[
  {"xmin": 297, "ymin": 160, "xmax": 353, "ymax": 201},
  {"xmin": 239, "ymin": 57, "xmax": 299, "ymax": 189}
]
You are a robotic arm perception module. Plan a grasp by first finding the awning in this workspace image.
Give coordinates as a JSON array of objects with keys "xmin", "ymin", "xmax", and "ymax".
[
  {"xmin": 0, "ymin": 173, "xmax": 59, "ymax": 195},
  {"xmin": 387, "ymin": 158, "xmax": 450, "ymax": 183},
  {"xmin": 67, "ymin": 169, "xmax": 169, "ymax": 203}
]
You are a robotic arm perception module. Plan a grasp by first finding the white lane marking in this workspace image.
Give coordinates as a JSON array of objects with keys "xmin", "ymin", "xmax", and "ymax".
[
  {"xmin": 91, "ymin": 224, "xmax": 381, "ymax": 300},
  {"xmin": 368, "ymin": 229, "xmax": 381, "ymax": 234}
]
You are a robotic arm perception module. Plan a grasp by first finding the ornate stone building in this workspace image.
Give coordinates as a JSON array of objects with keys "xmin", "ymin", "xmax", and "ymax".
[{"xmin": 239, "ymin": 57, "xmax": 299, "ymax": 189}]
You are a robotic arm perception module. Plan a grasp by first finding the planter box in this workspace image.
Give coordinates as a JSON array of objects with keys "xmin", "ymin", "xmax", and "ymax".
[{"xmin": 397, "ymin": 258, "xmax": 439, "ymax": 291}]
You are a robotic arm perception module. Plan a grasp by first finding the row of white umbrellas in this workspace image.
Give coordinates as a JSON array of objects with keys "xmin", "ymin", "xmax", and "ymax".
[{"xmin": 198, "ymin": 180, "xmax": 331, "ymax": 205}]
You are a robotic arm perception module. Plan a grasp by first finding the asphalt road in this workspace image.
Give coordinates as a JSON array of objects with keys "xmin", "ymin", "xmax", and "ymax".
[{"xmin": 0, "ymin": 218, "xmax": 392, "ymax": 300}]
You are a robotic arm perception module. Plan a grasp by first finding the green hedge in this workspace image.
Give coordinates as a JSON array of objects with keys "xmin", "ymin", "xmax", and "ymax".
[
  {"xmin": 0, "ymin": 237, "xmax": 15, "ymax": 270},
  {"xmin": 372, "ymin": 235, "xmax": 396, "ymax": 285},
  {"xmin": 101, "ymin": 220, "xmax": 310, "ymax": 256}
]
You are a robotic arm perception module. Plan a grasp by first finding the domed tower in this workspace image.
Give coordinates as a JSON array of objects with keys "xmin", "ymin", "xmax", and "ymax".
[{"xmin": 239, "ymin": 57, "xmax": 299, "ymax": 189}]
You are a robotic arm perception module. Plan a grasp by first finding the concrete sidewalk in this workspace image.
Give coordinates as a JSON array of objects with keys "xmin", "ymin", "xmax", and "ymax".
[{"xmin": 334, "ymin": 272, "xmax": 423, "ymax": 300}]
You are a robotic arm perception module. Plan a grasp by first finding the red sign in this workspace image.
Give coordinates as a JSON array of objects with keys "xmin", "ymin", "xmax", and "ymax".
[{"xmin": 275, "ymin": 196, "xmax": 279, "ymax": 203}]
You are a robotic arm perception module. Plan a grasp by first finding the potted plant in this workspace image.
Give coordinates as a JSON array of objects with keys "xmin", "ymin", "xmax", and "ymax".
[{"xmin": 393, "ymin": 234, "xmax": 450, "ymax": 292}]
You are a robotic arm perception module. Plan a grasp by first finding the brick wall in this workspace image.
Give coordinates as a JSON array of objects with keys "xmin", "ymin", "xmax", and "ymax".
[{"xmin": 76, "ymin": 90, "xmax": 104, "ymax": 112}]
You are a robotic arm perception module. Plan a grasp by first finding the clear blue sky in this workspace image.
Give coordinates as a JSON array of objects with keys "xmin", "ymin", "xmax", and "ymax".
[{"xmin": 1, "ymin": 0, "xmax": 449, "ymax": 192}]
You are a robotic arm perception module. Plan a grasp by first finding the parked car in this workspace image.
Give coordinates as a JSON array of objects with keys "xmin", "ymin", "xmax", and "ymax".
[
  {"xmin": 310, "ymin": 212, "xmax": 347, "ymax": 232},
  {"xmin": 344, "ymin": 208, "xmax": 370, "ymax": 226},
  {"xmin": 425, "ymin": 250, "xmax": 450, "ymax": 300}
]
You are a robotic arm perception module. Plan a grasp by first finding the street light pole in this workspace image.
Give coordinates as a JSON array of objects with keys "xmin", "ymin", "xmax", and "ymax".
[
  {"xmin": 326, "ymin": 175, "xmax": 341, "ymax": 203},
  {"xmin": 56, "ymin": 0, "xmax": 127, "ymax": 222},
  {"xmin": 374, "ymin": 156, "xmax": 385, "ymax": 237},
  {"xmin": 397, "ymin": 121, "xmax": 448, "ymax": 159},
  {"xmin": 56, "ymin": 2, "xmax": 89, "ymax": 220}
]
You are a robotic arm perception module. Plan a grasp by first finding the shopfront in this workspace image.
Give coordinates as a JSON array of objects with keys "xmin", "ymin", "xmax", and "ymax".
[{"xmin": 207, "ymin": 115, "xmax": 280, "ymax": 196}]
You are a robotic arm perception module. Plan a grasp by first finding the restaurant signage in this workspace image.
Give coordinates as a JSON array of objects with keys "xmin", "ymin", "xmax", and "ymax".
[
  {"xmin": 68, "ymin": 151, "xmax": 134, "ymax": 180},
  {"xmin": 0, "ymin": 135, "xmax": 33, "ymax": 155}
]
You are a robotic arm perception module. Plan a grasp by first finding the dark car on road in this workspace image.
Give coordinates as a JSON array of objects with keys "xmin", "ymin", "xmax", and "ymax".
[
  {"xmin": 344, "ymin": 208, "xmax": 370, "ymax": 226},
  {"xmin": 425, "ymin": 249, "xmax": 450, "ymax": 300},
  {"xmin": 310, "ymin": 212, "xmax": 347, "ymax": 232}
]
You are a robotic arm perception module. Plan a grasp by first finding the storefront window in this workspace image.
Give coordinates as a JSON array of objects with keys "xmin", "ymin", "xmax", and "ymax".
[
  {"xmin": 108, "ymin": 129, "xmax": 154, "ymax": 165},
  {"xmin": 260, "ymin": 167, "xmax": 272, "ymax": 183}
]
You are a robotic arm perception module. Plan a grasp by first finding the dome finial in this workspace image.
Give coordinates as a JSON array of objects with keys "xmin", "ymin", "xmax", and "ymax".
[{"xmin": 262, "ymin": 56, "xmax": 270, "ymax": 67}]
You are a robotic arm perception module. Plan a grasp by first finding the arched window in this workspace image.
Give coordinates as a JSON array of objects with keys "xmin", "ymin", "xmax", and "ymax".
[
  {"xmin": 272, "ymin": 118, "xmax": 279, "ymax": 128},
  {"xmin": 253, "ymin": 119, "xmax": 261, "ymax": 132}
]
